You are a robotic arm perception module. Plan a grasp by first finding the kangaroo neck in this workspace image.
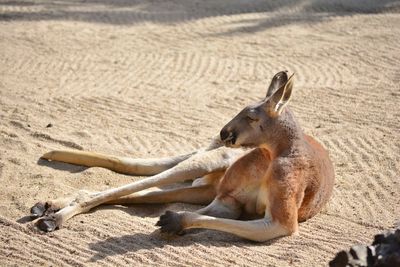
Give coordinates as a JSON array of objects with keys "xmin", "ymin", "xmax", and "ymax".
[{"xmin": 259, "ymin": 109, "xmax": 304, "ymax": 159}]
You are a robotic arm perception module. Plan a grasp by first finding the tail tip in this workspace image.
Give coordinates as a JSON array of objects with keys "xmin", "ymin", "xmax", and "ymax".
[{"xmin": 41, "ymin": 151, "xmax": 54, "ymax": 160}]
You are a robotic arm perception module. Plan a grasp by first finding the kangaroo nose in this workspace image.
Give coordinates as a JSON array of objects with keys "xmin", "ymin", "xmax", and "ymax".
[{"xmin": 220, "ymin": 128, "xmax": 230, "ymax": 141}]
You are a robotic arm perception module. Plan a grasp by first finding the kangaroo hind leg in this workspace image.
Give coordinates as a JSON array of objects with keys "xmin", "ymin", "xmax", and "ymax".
[
  {"xmin": 105, "ymin": 184, "xmax": 216, "ymax": 206},
  {"xmin": 32, "ymin": 147, "xmax": 239, "ymax": 232}
]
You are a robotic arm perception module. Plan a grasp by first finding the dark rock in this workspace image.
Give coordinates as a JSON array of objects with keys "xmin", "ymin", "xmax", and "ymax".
[{"xmin": 329, "ymin": 227, "xmax": 400, "ymax": 267}]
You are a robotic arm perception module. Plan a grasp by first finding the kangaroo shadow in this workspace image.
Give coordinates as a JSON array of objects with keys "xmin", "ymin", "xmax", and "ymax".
[
  {"xmin": 87, "ymin": 202, "xmax": 281, "ymax": 262},
  {"xmin": 88, "ymin": 230, "xmax": 282, "ymax": 262},
  {"xmin": 37, "ymin": 158, "xmax": 88, "ymax": 173},
  {"xmin": 16, "ymin": 215, "xmax": 35, "ymax": 224}
]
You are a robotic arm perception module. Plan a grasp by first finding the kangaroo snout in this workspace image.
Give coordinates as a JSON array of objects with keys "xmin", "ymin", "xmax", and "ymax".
[{"xmin": 220, "ymin": 128, "xmax": 236, "ymax": 145}]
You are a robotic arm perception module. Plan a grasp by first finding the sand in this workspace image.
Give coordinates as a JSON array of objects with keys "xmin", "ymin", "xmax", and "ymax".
[{"xmin": 0, "ymin": 0, "xmax": 399, "ymax": 266}]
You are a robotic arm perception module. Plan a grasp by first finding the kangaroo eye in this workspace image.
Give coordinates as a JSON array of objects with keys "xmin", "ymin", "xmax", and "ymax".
[
  {"xmin": 246, "ymin": 110, "xmax": 259, "ymax": 122},
  {"xmin": 247, "ymin": 116, "xmax": 257, "ymax": 122}
]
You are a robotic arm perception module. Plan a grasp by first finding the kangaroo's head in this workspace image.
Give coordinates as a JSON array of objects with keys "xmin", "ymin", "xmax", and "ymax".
[{"xmin": 220, "ymin": 71, "xmax": 296, "ymax": 149}]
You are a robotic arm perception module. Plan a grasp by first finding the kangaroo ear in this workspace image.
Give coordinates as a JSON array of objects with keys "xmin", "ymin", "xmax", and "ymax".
[
  {"xmin": 266, "ymin": 71, "xmax": 288, "ymax": 97},
  {"xmin": 267, "ymin": 73, "xmax": 294, "ymax": 115}
]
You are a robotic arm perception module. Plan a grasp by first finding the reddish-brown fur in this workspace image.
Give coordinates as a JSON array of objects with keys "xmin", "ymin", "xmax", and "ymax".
[{"xmin": 214, "ymin": 132, "xmax": 334, "ymax": 234}]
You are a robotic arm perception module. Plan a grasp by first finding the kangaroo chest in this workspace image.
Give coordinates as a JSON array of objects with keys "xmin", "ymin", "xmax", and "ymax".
[{"xmin": 219, "ymin": 148, "xmax": 271, "ymax": 216}]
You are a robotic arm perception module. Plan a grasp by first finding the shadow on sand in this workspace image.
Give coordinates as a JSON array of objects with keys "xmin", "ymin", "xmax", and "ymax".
[
  {"xmin": 0, "ymin": 0, "xmax": 399, "ymax": 34},
  {"xmin": 37, "ymin": 158, "xmax": 89, "ymax": 173},
  {"xmin": 87, "ymin": 230, "xmax": 282, "ymax": 262}
]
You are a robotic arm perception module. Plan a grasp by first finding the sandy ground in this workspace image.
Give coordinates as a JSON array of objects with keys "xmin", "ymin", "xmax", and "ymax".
[{"xmin": 0, "ymin": 0, "xmax": 400, "ymax": 266}]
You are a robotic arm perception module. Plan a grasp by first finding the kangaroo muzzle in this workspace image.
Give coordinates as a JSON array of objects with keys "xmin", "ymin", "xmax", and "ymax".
[{"xmin": 220, "ymin": 128, "xmax": 237, "ymax": 146}]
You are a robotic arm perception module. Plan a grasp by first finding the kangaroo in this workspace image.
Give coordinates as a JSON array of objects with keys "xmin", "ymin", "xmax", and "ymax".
[{"xmin": 30, "ymin": 71, "xmax": 334, "ymax": 242}]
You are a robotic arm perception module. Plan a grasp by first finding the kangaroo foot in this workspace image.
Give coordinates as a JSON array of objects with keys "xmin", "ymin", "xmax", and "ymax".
[
  {"xmin": 29, "ymin": 190, "xmax": 95, "ymax": 232},
  {"xmin": 156, "ymin": 210, "xmax": 185, "ymax": 235}
]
